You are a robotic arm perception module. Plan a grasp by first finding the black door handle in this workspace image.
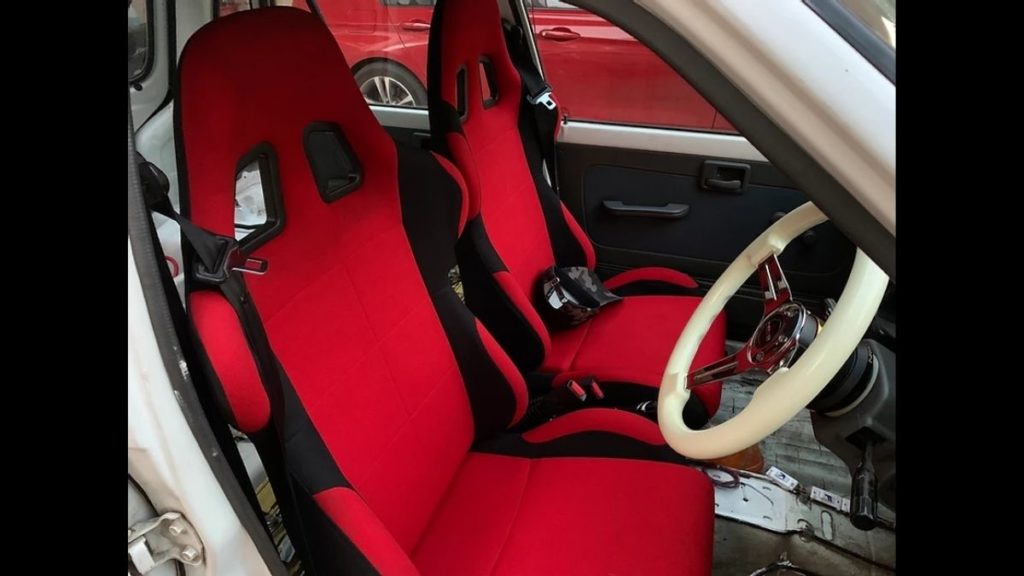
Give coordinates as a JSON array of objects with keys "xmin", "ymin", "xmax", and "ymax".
[
  {"xmin": 701, "ymin": 160, "xmax": 750, "ymax": 193},
  {"xmin": 705, "ymin": 178, "xmax": 742, "ymax": 191},
  {"xmin": 603, "ymin": 200, "xmax": 690, "ymax": 219}
]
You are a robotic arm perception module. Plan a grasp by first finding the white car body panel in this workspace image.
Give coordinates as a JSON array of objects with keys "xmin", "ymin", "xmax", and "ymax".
[{"xmin": 638, "ymin": 0, "xmax": 895, "ymax": 235}]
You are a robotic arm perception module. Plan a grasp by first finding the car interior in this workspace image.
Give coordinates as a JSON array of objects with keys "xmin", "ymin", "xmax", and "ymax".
[{"xmin": 128, "ymin": 1, "xmax": 896, "ymax": 574}]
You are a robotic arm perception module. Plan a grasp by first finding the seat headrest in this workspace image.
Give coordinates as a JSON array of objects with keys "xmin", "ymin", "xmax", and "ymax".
[
  {"xmin": 430, "ymin": 0, "xmax": 516, "ymax": 117},
  {"xmin": 177, "ymin": 7, "xmax": 394, "ymax": 236}
]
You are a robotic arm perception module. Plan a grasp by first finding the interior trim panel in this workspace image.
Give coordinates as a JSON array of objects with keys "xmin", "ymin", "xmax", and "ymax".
[
  {"xmin": 371, "ymin": 105, "xmax": 430, "ymax": 131},
  {"xmin": 560, "ymin": 120, "xmax": 766, "ymax": 163}
]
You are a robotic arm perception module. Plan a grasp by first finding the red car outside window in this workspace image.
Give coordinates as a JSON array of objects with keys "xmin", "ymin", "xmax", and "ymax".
[{"xmin": 308, "ymin": 0, "xmax": 738, "ymax": 133}]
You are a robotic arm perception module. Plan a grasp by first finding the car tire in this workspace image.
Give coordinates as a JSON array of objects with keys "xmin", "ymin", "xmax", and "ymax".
[{"xmin": 354, "ymin": 62, "xmax": 427, "ymax": 108}]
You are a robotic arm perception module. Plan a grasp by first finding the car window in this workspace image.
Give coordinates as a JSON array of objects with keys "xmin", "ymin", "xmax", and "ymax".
[
  {"xmin": 295, "ymin": 0, "xmax": 736, "ymax": 127},
  {"xmin": 807, "ymin": 0, "xmax": 894, "ymax": 82},
  {"xmin": 526, "ymin": 3, "xmax": 736, "ymax": 132},
  {"xmin": 128, "ymin": 0, "xmax": 152, "ymax": 82},
  {"xmin": 297, "ymin": 0, "xmax": 432, "ymax": 108},
  {"xmin": 218, "ymin": 0, "xmax": 255, "ymax": 16},
  {"xmin": 839, "ymin": 0, "xmax": 895, "ymax": 49}
]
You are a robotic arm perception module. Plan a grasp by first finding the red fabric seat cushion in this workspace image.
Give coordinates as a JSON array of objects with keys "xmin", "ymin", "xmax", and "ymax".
[
  {"xmin": 413, "ymin": 450, "xmax": 714, "ymax": 576},
  {"xmin": 542, "ymin": 295, "xmax": 727, "ymax": 415},
  {"xmin": 604, "ymin": 267, "xmax": 700, "ymax": 291},
  {"xmin": 520, "ymin": 407, "xmax": 666, "ymax": 445}
]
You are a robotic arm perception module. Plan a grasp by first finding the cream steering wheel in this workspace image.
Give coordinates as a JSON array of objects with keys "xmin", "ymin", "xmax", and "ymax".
[{"xmin": 658, "ymin": 202, "xmax": 890, "ymax": 460}]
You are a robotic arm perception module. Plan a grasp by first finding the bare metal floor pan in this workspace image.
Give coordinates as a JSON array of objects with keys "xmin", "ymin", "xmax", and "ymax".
[{"xmin": 709, "ymin": 377, "xmax": 896, "ymax": 574}]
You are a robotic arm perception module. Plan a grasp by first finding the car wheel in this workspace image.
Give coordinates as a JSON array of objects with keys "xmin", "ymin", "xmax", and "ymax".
[{"xmin": 354, "ymin": 62, "xmax": 427, "ymax": 107}]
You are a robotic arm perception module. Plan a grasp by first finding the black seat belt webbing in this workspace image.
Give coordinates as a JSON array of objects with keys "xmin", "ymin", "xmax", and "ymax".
[
  {"xmin": 502, "ymin": 20, "xmax": 560, "ymax": 194},
  {"xmin": 142, "ymin": 160, "xmax": 318, "ymax": 573},
  {"xmin": 137, "ymin": 159, "xmax": 269, "ymax": 537}
]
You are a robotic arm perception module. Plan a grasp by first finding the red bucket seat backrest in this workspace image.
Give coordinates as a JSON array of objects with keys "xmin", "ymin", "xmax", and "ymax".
[
  {"xmin": 427, "ymin": 0, "xmax": 597, "ymax": 369},
  {"xmin": 178, "ymin": 7, "xmax": 526, "ymax": 572}
]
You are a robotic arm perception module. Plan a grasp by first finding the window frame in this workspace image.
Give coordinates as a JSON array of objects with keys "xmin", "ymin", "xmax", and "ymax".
[
  {"xmin": 804, "ymin": 0, "xmax": 895, "ymax": 83},
  {"xmin": 381, "ymin": 0, "xmax": 436, "ymax": 6},
  {"xmin": 128, "ymin": 0, "xmax": 156, "ymax": 83},
  {"xmin": 530, "ymin": 0, "xmax": 578, "ymax": 10}
]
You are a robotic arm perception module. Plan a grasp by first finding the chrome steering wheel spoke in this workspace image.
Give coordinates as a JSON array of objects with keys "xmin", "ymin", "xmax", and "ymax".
[
  {"xmin": 688, "ymin": 348, "xmax": 751, "ymax": 389},
  {"xmin": 758, "ymin": 253, "xmax": 791, "ymax": 314},
  {"xmin": 688, "ymin": 255, "xmax": 819, "ymax": 390}
]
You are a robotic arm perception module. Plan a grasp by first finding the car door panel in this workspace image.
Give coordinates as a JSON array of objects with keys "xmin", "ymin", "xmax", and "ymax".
[
  {"xmin": 318, "ymin": 0, "xmax": 402, "ymax": 65},
  {"xmin": 557, "ymin": 127, "xmax": 855, "ymax": 337},
  {"xmin": 389, "ymin": 0, "xmax": 433, "ymax": 79}
]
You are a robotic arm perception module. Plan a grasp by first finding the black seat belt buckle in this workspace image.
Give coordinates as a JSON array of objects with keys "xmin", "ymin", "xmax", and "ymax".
[
  {"xmin": 527, "ymin": 85, "xmax": 557, "ymax": 111},
  {"xmin": 193, "ymin": 237, "xmax": 268, "ymax": 285},
  {"xmin": 516, "ymin": 377, "xmax": 600, "ymax": 430}
]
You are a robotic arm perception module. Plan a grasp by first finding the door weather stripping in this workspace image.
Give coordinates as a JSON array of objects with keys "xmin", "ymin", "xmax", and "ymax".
[{"xmin": 128, "ymin": 512, "xmax": 204, "ymax": 573}]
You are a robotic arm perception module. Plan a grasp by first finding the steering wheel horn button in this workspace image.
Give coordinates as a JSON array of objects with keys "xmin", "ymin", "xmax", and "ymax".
[{"xmin": 748, "ymin": 302, "xmax": 809, "ymax": 370}]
